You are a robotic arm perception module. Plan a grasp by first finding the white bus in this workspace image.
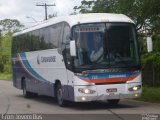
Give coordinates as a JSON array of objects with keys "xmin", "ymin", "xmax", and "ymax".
[{"xmin": 12, "ymin": 13, "xmax": 142, "ymax": 106}]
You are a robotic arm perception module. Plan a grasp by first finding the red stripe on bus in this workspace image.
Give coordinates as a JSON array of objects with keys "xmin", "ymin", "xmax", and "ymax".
[
  {"xmin": 79, "ymin": 74, "xmax": 140, "ymax": 84},
  {"xmin": 17, "ymin": 54, "xmax": 40, "ymax": 81}
]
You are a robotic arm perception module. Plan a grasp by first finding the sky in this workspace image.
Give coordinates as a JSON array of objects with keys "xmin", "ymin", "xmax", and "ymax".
[{"xmin": 0, "ymin": 0, "xmax": 82, "ymax": 27}]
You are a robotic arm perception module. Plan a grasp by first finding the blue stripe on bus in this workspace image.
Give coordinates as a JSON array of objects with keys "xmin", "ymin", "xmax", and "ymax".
[
  {"xmin": 19, "ymin": 52, "xmax": 47, "ymax": 81},
  {"xmin": 79, "ymin": 72, "xmax": 140, "ymax": 79}
]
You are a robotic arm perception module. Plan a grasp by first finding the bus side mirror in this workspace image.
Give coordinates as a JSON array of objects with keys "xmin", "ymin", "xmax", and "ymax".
[
  {"xmin": 70, "ymin": 41, "xmax": 76, "ymax": 57},
  {"xmin": 65, "ymin": 34, "xmax": 71, "ymax": 44},
  {"xmin": 147, "ymin": 37, "xmax": 153, "ymax": 53}
]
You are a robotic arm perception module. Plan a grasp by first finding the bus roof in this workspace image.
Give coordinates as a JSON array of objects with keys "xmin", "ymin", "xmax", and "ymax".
[{"xmin": 13, "ymin": 13, "xmax": 134, "ymax": 37}]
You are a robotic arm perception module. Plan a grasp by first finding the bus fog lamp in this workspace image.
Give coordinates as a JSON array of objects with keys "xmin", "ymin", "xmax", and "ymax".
[
  {"xmin": 81, "ymin": 97, "xmax": 86, "ymax": 101},
  {"xmin": 135, "ymin": 94, "xmax": 138, "ymax": 97}
]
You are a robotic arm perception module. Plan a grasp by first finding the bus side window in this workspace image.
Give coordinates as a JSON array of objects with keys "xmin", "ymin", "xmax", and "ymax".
[
  {"xmin": 57, "ymin": 22, "xmax": 63, "ymax": 54},
  {"xmin": 62, "ymin": 23, "xmax": 70, "ymax": 49}
]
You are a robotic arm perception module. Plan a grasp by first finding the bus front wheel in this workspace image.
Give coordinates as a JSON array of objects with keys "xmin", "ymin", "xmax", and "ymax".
[{"xmin": 56, "ymin": 83, "xmax": 67, "ymax": 107}]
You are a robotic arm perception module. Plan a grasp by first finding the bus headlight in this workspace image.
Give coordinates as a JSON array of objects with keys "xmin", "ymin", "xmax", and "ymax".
[
  {"xmin": 128, "ymin": 85, "xmax": 141, "ymax": 91},
  {"xmin": 78, "ymin": 88, "xmax": 96, "ymax": 94}
]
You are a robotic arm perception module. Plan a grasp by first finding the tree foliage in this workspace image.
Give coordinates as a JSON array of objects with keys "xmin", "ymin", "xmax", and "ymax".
[
  {"xmin": 0, "ymin": 19, "xmax": 24, "ymax": 34},
  {"xmin": 0, "ymin": 19, "xmax": 24, "ymax": 73},
  {"xmin": 48, "ymin": 13, "xmax": 57, "ymax": 19},
  {"xmin": 0, "ymin": 32, "xmax": 12, "ymax": 73},
  {"xmin": 74, "ymin": 0, "xmax": 95, "ymax": 13}
]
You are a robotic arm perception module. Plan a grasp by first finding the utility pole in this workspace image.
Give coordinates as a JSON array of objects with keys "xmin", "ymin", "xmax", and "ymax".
[{"xmin": 36, "ymin": 3, "xmax": 56, "ymax": 20}]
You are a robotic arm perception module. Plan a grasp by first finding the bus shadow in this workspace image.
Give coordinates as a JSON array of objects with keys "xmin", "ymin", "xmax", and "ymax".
[
  {"xmin": 17, "ymin": 95, "xmax": 140, "ymax": 110},
  {"xmin": 68, "ymin": 101, "xmax": 139, "ymax": 110},
  {"xmin": 16, "ymin": 94, "xmax": 58, "ymax": 106}
]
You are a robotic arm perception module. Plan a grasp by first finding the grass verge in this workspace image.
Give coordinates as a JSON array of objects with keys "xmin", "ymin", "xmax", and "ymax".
[
  {"xmin": 0, "ymin": 73, "xmax": 12, "ymax": 80},
  {"xmin": 136, "ymin": 86, "xmax": 160, "ymax": 103}
]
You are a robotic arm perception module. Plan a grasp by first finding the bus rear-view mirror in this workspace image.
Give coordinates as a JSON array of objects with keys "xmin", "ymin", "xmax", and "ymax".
[
  {"xmin": 70, "ymin": 41, "xmax": 76, "ymax": 57},
  {"xmin": 147, "ymin": 37, "xmax": 153, "ymax": 53}
]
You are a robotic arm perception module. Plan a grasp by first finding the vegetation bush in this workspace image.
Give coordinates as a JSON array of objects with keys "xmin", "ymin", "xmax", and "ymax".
[{"xmin": 141, "ymin": 36, "xmax": 160, "ymax": 87}]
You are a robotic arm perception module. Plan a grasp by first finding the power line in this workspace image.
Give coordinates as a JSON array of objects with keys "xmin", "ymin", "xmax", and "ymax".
[{"xmin": 36, "ymin": 3, "xmax": 56, "ymax": 20}]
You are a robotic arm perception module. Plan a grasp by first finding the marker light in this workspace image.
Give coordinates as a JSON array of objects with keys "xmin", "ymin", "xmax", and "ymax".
[
  {"xmin": 128, "ymin": 85, "xmax": 141, "ymax": 91},
  {"xmin": 79, "ymin": 27, "xmax": 99, "ymax": 32},
  {"xmin": 78, "ymin": 88, "xmax": 95, "ymax": 94}
]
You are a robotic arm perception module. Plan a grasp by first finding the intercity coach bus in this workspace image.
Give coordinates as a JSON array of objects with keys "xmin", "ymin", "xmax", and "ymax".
[{"xmin": 12, "ymin": 13, "xmax": 142, "ymax": 106}]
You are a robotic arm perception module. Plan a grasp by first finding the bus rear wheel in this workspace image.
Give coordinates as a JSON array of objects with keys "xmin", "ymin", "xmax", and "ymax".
[
  {"xmin": 56, "ymin": 83, "xmax": 67, "ymax": 107},
  {"xmin": 107, "ymin": 99, "xmax": 120, "ymax": 105}
]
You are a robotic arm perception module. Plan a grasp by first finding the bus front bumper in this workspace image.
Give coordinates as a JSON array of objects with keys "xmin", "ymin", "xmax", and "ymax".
[
  {"xmin": 74, "ymin": 93, "xmax": 141, "ymax": 102},
  {"xmin": 74, "ymin": 82, "xmax": 142, "ymax": 102}
]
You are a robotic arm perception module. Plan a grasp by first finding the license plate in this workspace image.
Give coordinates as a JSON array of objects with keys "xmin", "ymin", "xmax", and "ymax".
[{"xmin": 106, "ymin": 88, "xmax": 117, "ymax": 93}]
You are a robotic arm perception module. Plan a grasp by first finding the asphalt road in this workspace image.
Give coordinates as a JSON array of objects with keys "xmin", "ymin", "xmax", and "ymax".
[{"xmin": 0, "ymin": 80, "xmax": 160, "ymax": 120}]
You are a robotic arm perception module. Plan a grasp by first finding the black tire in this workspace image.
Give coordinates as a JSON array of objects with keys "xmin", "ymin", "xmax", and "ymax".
[
  {"xmin": 107, "ymin": 99, "xmax": 120, "ymax": 105},
  {"xmin": 56, "ymin": 83, "xmax": 67, "ymax": 107},
  {"xmin": 22, "ymin": 80, "xmax": 33, "ymax": 98}
]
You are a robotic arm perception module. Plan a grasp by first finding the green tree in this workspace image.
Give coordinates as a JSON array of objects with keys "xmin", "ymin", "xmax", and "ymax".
[
  {"xmin": 48, "ymin": 13, "xmax": 57, "ymax": 19},
  {"xmin": 1, "ymin": 32, "xmax": 12, "ymax": 73},
  {"xmin": 0, "ymin": 19, "xmax": 24, "ymax": 73},
  {"xmin": 74, "ymin": 0, "xmax": 95, "ymax": 13},
  {"xmin": 0, "ymin": 19, "xmax": 24, "ymax": 34}
]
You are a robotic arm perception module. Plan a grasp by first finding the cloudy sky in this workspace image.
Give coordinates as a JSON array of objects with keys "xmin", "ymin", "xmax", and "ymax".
[{"xmin": 0, "ymin": 0, "xmax": 82, "ymax": 27}]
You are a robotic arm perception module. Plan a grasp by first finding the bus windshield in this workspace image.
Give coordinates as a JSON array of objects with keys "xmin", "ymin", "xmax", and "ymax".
[{"xmin": 72, "ymin": 23, "xmax": 140, "ymax": 70}]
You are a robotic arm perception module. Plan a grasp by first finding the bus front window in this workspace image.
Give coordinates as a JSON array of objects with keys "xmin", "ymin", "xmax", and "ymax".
[{"xmin": 72, "ymin": 23, "xmax": 140, "ymax": 70}]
